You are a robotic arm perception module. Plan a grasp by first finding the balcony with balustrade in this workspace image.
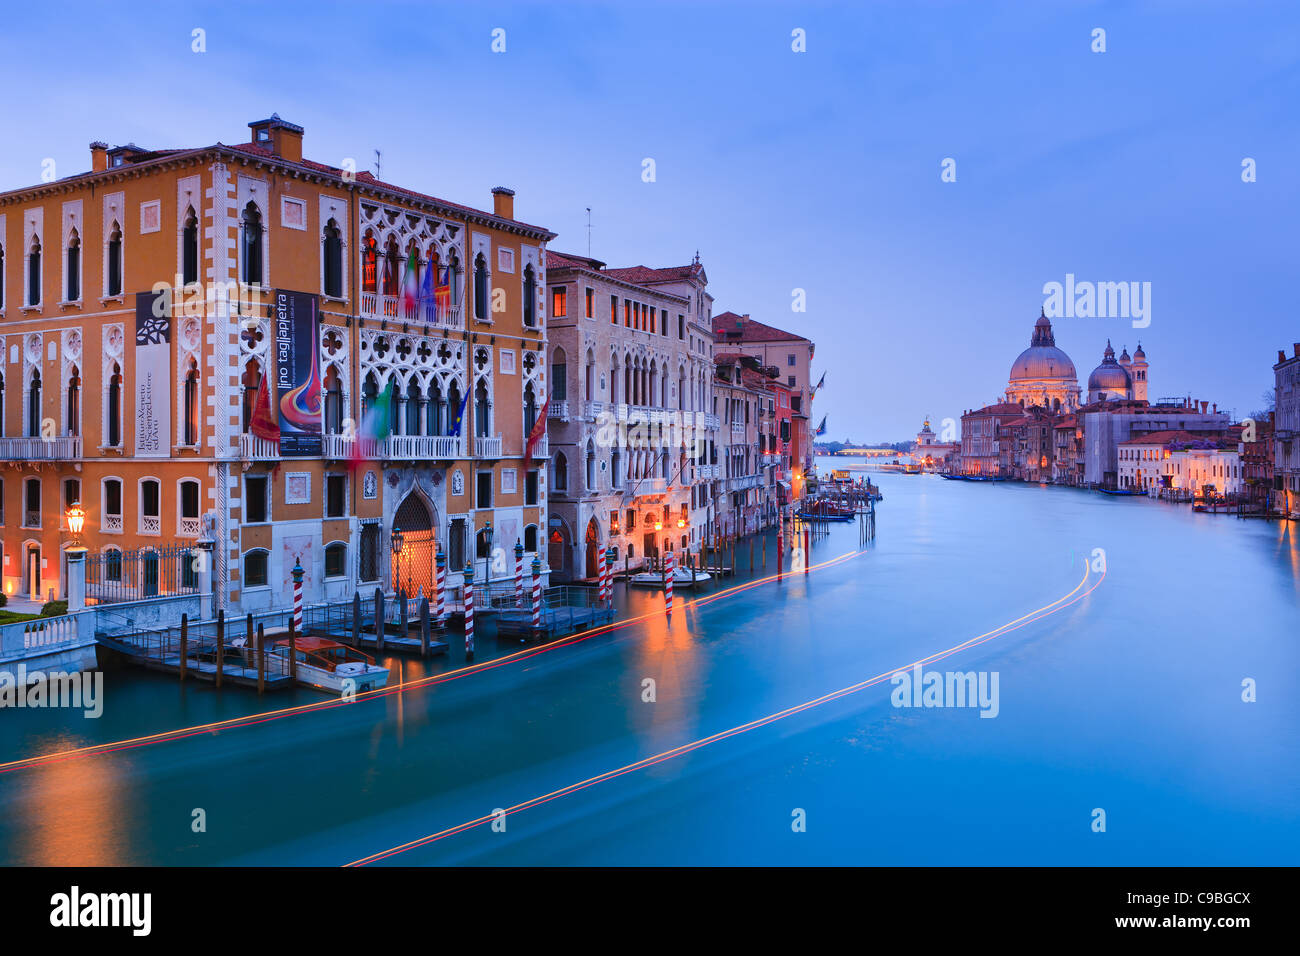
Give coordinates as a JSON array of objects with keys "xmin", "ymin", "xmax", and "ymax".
[
  {"xmin": 582, "ymin": 400, "xmax": 604, "ymax": 421},
  {"xmin": 0, "ymin": 436, "xmax": 82, "ymax": 460},
  {"xmin": 475, "ymin": 435, "xmax": 503, "ymax": 458},
  {"xmin": 548, "ymin": 400, "xmax": 569, "ymax": 423},
  {"xmin": 730, "ymin": 422, "xmax": 747, "ymax": 440},
  {"xmin": 360, "ymin": 292, "xmax": 463, "ymax": 331}
]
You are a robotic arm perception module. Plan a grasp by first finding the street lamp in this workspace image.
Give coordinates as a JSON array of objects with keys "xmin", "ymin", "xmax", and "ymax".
[
  {"xmin": 391, "ymin": 525, "xmax": 403, "ymax": 594},
  {"xmin": 66, "ymin": 504, "xmax": 86, "ymax": 546}
]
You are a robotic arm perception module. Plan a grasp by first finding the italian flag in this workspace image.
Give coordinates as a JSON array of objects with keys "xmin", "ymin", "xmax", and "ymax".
[
  {"xmin": 349, "ymin": 381, "xmax": 394, "ymax": 470},
  {"xmin": 402, "ymin": 251, "xmax": 420, "ymax": 314}
]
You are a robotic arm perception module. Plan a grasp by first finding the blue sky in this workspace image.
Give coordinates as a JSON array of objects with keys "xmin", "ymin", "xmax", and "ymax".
[{"xmin": 2, "ymin": 1, "xmax": 1296, "ymax": 439}]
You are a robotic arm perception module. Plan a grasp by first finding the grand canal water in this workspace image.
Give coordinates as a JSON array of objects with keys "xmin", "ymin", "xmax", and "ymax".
[{"xmin": 2, "ymin": 466, "xmax": 1298, "ymax": 865}]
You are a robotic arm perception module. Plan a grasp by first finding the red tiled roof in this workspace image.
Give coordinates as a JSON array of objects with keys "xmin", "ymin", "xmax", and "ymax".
[
  {"xmin": 603, "ymin": 263, "xmax": 702, "ymax": 285},
  {"xmin": 545, "ymin": 250, "xmax": 605, "ymax": 272},
  {"xmin": 1120, "ymin": 429, "xmax": 1226, "ymax": 446},
  {"xmin": 711, "ymin": 311, "xmax": 807, "ymax": 343},
  {"xmin": 964, "ymin": 402, "xmax": 1026, "ymax": 418}
]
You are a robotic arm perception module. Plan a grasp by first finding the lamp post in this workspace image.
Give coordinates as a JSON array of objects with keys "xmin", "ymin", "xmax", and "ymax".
[
  {"xmin": 66, "ymin": 504, "xmax": 86, "ymax": 547},
  {"xmin": 482, "ymin": 520, "xmax": 493, "ymax": 589},
  {"xmin": 390, "ymin": 525, "xmax": 404, "ymax": 595},
  {"xmin": 65, "ymin": 505, "xmax": 88, "ymax": 612}
]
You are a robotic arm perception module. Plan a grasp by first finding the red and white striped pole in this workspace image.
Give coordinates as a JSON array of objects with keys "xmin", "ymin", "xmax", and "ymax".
[
  {"xmin": 435, "ymin": 546, "xmax": 446, "ymax": 624},
  {"xmin": 292, "ymin": 560, "xmax": 304, "ymax": 632},
  {"xmin": 777, "ymin": 521, "xmax": 784, "ymax": 579},
  {"xmin": 596, "ymin": 545, "xmax": 607, "ymax": 604},
  {"xmin": 664, "ymin": 549, "xmax": 674, "ymax": 616},
  {"xmin": 531, "ymin": 556, "xmax": 542, "ymax": 637},
  {"xmin": 605, "ymin": 546, "xmax": 616, "ymax": 609},
  {"xmin": 804, "ymin": 525, "xmax": 810, "ymax": 575},
  {"xmin": 463, "ymin": 562, "xmax": 475, "ymax": 662},
  {"xmin": 514, "ymin": 540, "xmax": 524, "ymax": 608}
]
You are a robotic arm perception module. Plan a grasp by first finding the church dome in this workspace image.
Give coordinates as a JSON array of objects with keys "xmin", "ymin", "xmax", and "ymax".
[
  {"xmin": 1009, "ymin": 312, "xmax": 1077, "ymax": 382},
  {"xmin": 1087, "ymin": 340, "xmax": 1132, "ymax": 394}
]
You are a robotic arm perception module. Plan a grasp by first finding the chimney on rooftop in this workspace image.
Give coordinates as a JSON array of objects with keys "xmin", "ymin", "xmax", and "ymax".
[
  {"xmin": 247, "ymin": 114, "xmax": 303, "ymax": 163},
  {"xmin": 1294, "ymin": 342, "xmax": 1300, "ymax": 358},
  {"xmin": 492, "ymin": 187, "xmax": 515, "ymax": 220},
  {"xmin": 89, "ymin": 141, "xmax": 108, "ymax": 172},
  {"xmin": 1281, "ymin": 350, "xmax": 1288, "ymax": 364}
]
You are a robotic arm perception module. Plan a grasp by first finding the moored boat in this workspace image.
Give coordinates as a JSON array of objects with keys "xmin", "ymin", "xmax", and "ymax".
[
  {"xmin": 629, "ymin": 566, "xmax": 712, "ymax": 588},
  {"xmin": 269, "ymin": 637, "xmax": 390, "ymax": 694}
]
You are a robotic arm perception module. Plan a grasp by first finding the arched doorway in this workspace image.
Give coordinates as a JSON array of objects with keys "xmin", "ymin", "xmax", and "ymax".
[
  {"xmin": 584, "ymin": 517, "xmax": 601, "ymax": 580},
  {"xmin": 391, "ymin": 490, "xmax": 436, "ymax": 597},
  {"xmin": 549, "ymin": 518, "xmax": 572, "ymax": 581}
]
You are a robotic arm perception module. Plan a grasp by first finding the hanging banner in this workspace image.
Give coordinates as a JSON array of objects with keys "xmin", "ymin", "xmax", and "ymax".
[
  {"xmin": 274, "ymin": 289, "xmax": 323, "ymax": 456},
  {"xmin": 134, "ymin": 288, "xmax": 172, "ymax": 458}
]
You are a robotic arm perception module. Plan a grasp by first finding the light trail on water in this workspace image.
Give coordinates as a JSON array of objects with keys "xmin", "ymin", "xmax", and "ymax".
[
  {"xmin": 344, "ymin": 558, "xmax": 1104, "ymax": 866},
  {"xmin": 0, "ymin": 545, "xmax": 865, "ymax": 775}
]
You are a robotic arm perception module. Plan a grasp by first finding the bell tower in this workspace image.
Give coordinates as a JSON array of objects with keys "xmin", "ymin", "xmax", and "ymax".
[{"xmin": 1131, "ymin": 343, "xmax": 1148, "ymax": 402}]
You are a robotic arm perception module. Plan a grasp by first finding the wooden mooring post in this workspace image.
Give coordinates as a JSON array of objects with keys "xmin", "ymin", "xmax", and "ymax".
[
  {"xmin": 351, "ymin": 592, "xmax": 361, "ymax": 647},
  {"xmin": 419, "ymin": 596, "xmax": 431, "ymax": 657},
  {"xmin": 399, "ymin": 587, "xmax": 409, "ymax": 638},
  {"xmin": 215, "ymin": 609, "xmax": 224, "ymax": 689},
  {"xmin": 374, "ymin": 588, "xmax": 385, "ymax": 654},
  {"xmin": 179, "ymin": 613, "xmax": 188, "ymax": 682},
  {"xmin": 256, "ymin": 622, "xmax": 266, "ymax": 695},
  {"xmin": 245, "ymin": 613, "xmax": 254, "ymax": 669},
  {"xmin": 287, "ymin": 616, "xmax": 298, "ymax": 680}
]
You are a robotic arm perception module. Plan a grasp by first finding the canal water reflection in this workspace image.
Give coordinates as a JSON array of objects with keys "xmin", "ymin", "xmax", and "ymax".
[{"xmin": 1, "ymin": 468, "xmax": 1297, "ymax": 865}]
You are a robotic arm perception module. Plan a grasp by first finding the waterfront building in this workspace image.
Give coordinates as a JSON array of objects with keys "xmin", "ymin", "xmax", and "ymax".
[
  {"xmin": 542, "ymin": 251, "xmax": 715, "ymax": 579},
  {"xmin": 1275, "ymin": 344, "xmax": 1300, "ymax": 518},
  {"xmin": 912, "ymin": 418, "xmax": 959, "ymax": 471},
  {"xmin": 0, "ymin": 117, "xmax": 554, "ymax": 611},
  {"xmin": 1240, "ymin": 412, "xmax": 1275, "ymax": 511},
  {"xmin": 1006, "ymin": 407, "xmax": 1056, "ymax": 482},
  {"xmin": 1119, "ymin": 430, "xmax": 1241, "ymax": 496},
  {"xmin": 712, "ymin": 353, "xmax": 778, "ymax": 536},
  {"xmin": 960, "ymin": 402, "xmax": 1025, "ymax": 475},
  {"xmin": 1053, "ymin": 414, "xmax": 1084, "ymax": 486},
  {"xmin": 1080, "ymin": 397, "xmax": 1230, "ymax": 488},
  {"xmin": 712, "ymin": 312, "xmax": 816, "ymax": 483},
  {"xmin": 1004, "ymin": 310, "xmax": 1081, "ymax": 412}
]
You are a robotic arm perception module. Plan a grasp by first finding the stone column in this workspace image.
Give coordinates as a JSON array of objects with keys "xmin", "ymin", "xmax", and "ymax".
[
  {"xmin": 197, "ymin": 534, "xmax": 215, "ymax": 619},
  {"xmin": 65, "ymin": 547, "xmax": 88, "ymax": 612}
]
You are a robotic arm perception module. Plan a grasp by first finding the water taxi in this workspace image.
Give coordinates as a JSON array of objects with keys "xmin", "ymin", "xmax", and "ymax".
[{"xmin": 269, "ymin": 637, "xmax": 390, "ymax": 694}]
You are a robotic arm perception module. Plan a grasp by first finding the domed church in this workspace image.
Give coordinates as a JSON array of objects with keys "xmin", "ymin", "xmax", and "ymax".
[
  {"xmin": 1005, "ymin": 310, "xmax": 1082, "ymax": 412},
  {"xmin": 1087, "ymin": 340, "xmax": 1149, "ymax": 403}
]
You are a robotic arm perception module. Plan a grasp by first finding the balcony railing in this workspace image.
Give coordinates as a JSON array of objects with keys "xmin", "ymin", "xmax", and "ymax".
[
  {"xmin": 531, "ymin": 436, "xmax": 549, "ymax": 460},
  {"xmin": 729, "ymin": 474, "xmax": 762, "ymax": 491},
  {"xmin": 697, "ymin": 464, "xmax": 720, "ymax": 480},
  {"xmin": 475, "ymin": 435, "xmax": 503, "ymax": 458},
  {"xmin": 328, "ymin": 433, "xmax": 465, "ymax": 461},
  {"xmin": 0, "ymin": 435, "xmax": 82, "ymax": 460},
  {"xmin": 704, "ymin": 414, "xmax": 720, "ymax": 431},
  {"xmin": 730, "ymin": 423, "xmax": 747, "ymax": 440},
  {"xmin": 360, "ymin": 292, "xmax": 463, "ymax": 331},
  {"xmin": 104, "ymin": 513, "xmax": 123, "ymax": 533},
  {"xmin": 140, "ymin": 515, "xmax": 161, "ymax": 535},
  {"xmin": 548, "ymin": 400, "xmax": 569, "ymax": 422},
  {"xmin": 179, "ymin": 516, "xmax": 202, "ymax": 537},
  {"xmin": 239, "ymin": 434, "xmax": 281, "ymax": 460},
  {"xmin": 583, "ymin": 401, "xmax": 604, "ymax": 420},
  {"xmin": 23, "ymin": 510, "xmax": 40, "ymax": 528}
]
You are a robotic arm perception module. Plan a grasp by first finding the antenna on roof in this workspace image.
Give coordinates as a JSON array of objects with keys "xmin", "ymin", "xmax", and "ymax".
[
  {"xmin": 373, "ymin": 149, "xmax": 381, "ymax": 179},
  {"xmin": 586, "ymin": 207, "xmax": 592, "ymax": 257}
]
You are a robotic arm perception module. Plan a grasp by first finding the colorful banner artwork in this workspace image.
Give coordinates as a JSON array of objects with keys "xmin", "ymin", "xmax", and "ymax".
[
  {"xmin": 134, "ymin": 289, "xmax": 172, "ymax": 458},
  {"xmin": 274, "ymin": 289, "xmax": 324, "ymax": 456}
]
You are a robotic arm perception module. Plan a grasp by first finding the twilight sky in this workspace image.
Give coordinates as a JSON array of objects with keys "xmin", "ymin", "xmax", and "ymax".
[{"xmin": 2, "ymin": 1, "xmax": 1296, "ymax": 440}]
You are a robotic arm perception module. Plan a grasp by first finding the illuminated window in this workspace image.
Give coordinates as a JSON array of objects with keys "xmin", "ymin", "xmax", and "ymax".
[{"xmin": 551, "ymin": 285, "xmax": 567, "ymax": 318}]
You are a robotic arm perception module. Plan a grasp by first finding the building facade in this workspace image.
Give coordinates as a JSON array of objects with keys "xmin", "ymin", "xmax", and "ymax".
[
  {"xmin": 1275, "ymin": 344, "xmax": 1300, "ymax": 517},
  {"xmin": 542, "ymin": 251, "xmax": 716, "ymax": 580},
  {"xmin": 0, "ymin": 117, "xmax": 554, "ymax": 612}
]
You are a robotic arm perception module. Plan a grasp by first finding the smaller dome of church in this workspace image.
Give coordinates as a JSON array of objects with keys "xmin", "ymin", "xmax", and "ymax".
[
  {"xmin": 1133, "ymin": 342, "xmax": 1146, "ymax": 360},
  {"xmin": 1088, "ymin": 340, "xmax": 1132, "ymax": 395}
]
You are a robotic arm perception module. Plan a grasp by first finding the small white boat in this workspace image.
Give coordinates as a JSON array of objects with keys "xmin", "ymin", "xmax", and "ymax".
[
  {"xmin": 628, "ymin": 566, "xmax": 712, "ymax": 589},
  {"xmin": 270, "ymin": 637, "xmax": 390, "ymax": 694}
]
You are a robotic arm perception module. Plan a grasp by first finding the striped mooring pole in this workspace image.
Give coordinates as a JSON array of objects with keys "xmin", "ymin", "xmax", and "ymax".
[
  {"xmin": 804, "ymin": 525, "xmax": 810, "ymax": 575},
  {"xmin": 514, "ymin": 540, "xmax": 525, "ymax": 608},
  {"xmin": 605, "ymin": 546, "xmax": 618, "ymax": 609},
  {"xmin": 596, "ymin": 544, "xmax": 607, "ymax": 605},
  {"xmin": 292, "ymin": 560, "xmax": 304, "ymax": 632},
  {"xmin": 463, "ymin": 562, "xmax": 475, "ymax": 662},
  {"xmin": 531, "ymin": 556, "xmax": 542, "ymax": 637},
  {"xmin": 664, "ymin": 549, "xmax": 675, "ymax": 616},
  {"xmin": 435, "ymin": 545, "xmax": 446, "ymax": 624},
  {"xmin": 777, "ymin": 522, "xmax": 784, "ymax": 579}
]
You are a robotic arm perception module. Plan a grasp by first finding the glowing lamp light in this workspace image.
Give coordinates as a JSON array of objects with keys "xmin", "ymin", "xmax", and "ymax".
[
  {"xmin": 677, "ymin": 517, "xmax": 686, "ymax": 529},
  {"xmin": 654, "ymin": 520, "xmax": 663, "ymax": 531},
  {"xmin": 66, "ymin": 505, "xmax": 86, "ymax": 537}
]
